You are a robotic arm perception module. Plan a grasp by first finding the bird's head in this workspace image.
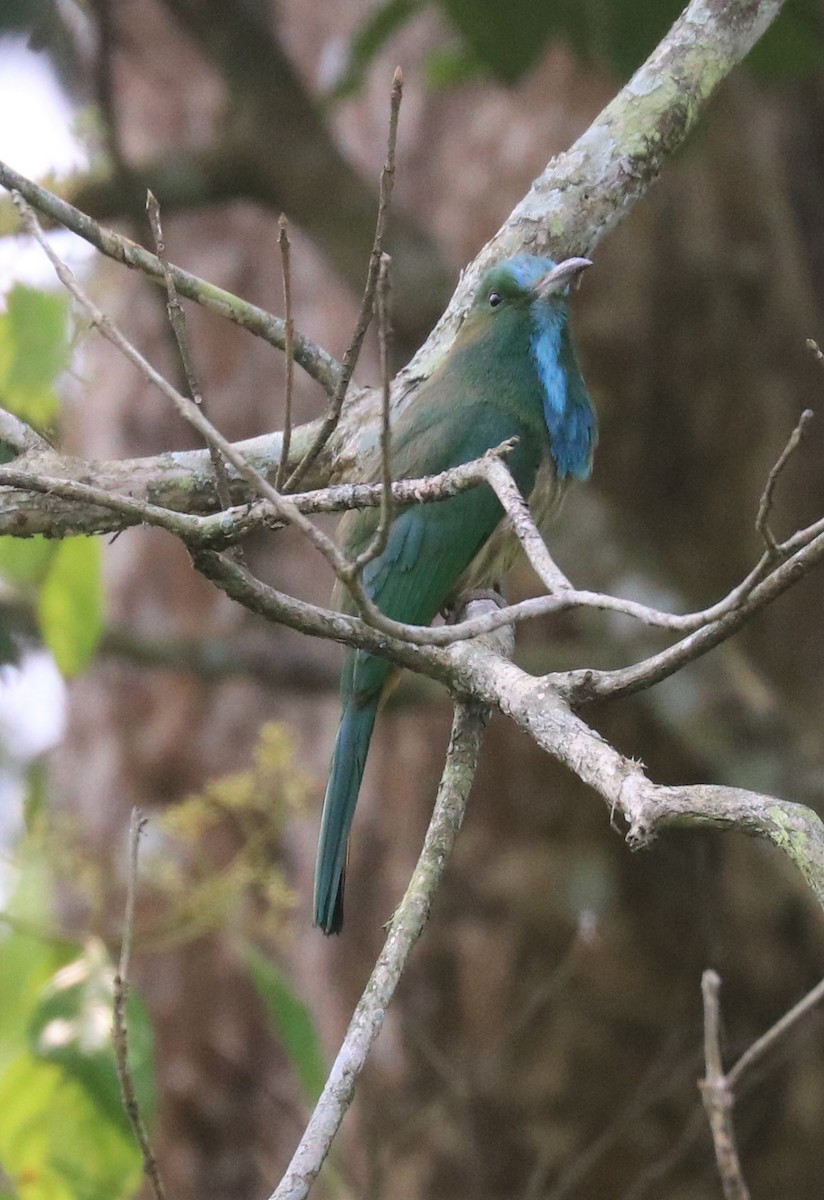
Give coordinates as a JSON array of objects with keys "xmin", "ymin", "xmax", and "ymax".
[
  {"xmin": 464, "ymin": 253, "xmax": 596, "ymax": 480},
  {"xmin": 469, "ymin": 253, "xmax": 592, "ymax": 321}
]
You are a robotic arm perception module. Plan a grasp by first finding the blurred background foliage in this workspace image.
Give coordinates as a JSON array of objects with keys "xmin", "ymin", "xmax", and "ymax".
[{"xmin": 1, "ymin": 1, "xmax": 824, "ymax": 1199}]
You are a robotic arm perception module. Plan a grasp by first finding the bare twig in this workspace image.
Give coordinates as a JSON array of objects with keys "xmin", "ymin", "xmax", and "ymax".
[
  {"xmin": 146, "ymin": 190, "xmax": 234, "ymax": 511},
  {"xmin": 727, "ymin": 974, "xmax": 824, "ymax": 1089},
  {"xmin": 755, "ymin": 406, "xmax": 813, "ymax": 556},
  {"xmin": 12, "ymin": 193, "xmax": 352, "ymax": 577},
  {"xmin": 6, "ymin": 451, "xmax": 824, "ymax": 661},
  {"xmin": 284, "ymin": 67, "xmax": 403, "ymax": 492},
  {"xmin": 178, "ymin": 549, "xmax": 824, "ymax": 930},
  {"xmin": 699, "ymin": 971, "xmax": 751, "ymax": 1200},
  {"xmin": 8, "ymin": 422, "xmax": 824, "ymax": 677},
  {"xmin": 555, "ymin": 516, "xmax": 824, "ymax": 703},
  {"xmin": 7, "ymin": 376, "xmax": 822, "ymax": 663},
  {"xmin": 0, "ymin": 160, "xmax": 343, "ymax": 398},
  {"xmin": 374, "ymin": 251, "xmax": 395, "ymax": 554},
  {"xmin": 484, "ymin": 456, "xmax": 571, "ymax": 593},
  {"xmin": 186, "ymin": 483, "xmax": 824, "ymax": 657},
  {"xmin": 113, "ymin": 809, "xmax": 168, "ymax": 1200},
  {"xmin": 350, "ymin": 252, "xmax": 394, "ymax": 573},
  {"xmin": 271, "ymin": 687, "xmax": 495, "ymax": 1200},
  {"xmin": 276, "ymin": 215, "xmax": 295, "ymax": 490}
]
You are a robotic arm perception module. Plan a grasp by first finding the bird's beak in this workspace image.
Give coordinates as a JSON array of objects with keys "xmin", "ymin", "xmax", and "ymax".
[{"xmin": 532, "ymin": 257, "xmax": 593, "ymax": 300}]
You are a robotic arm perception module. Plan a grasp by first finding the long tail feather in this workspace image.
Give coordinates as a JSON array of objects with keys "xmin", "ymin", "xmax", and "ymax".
[{"xmin": 313, "ymin": 699, "xmax": 378, "ymax": 934}]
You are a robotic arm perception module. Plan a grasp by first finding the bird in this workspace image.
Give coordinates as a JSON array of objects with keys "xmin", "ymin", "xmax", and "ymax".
[{"xmin": 314, "ymin": 253, "xmax": 596, "ymax": 933}]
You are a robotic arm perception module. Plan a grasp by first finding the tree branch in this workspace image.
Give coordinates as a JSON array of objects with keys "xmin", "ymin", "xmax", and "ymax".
[
  {"xmin": 145, "ymin": 189, "xmax": 235, "ymax": 512},
  {"xmin": 699, "ymin": 971, "xmax": 751, "ymax": 1200},
  {"xmin": 284, "ymin": 69, "xmax": 403, "ymax": 492},
  {"xmin": 270, "ymin": 600, "xmax": 507, "ymax": 1200},
  {"xmin": 0, "ymin": 159, "xmax": 344, "ymax": 399}
]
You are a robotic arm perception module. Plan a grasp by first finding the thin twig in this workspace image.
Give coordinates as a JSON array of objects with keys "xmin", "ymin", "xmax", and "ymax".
[
  {"xmin": 9, "ymin": 450, "xmax": 824, "ymax": 676},
  {"xmin": 145, "ymin": 190, "xmax": 235, "ymax": 513},
  {"xmin": 117, "ymin": 809, "xmax": 143, "ymax": 984},
  {"xmin": 484, "ymin": 456, "xmax": 571, "ymax": 593},
  {"xmin": 113, "ymin": 809, "xmax": 168, "ymax": 1200},
  {"xmin": 271, "ymin": 694, "xmax": 493, "ymax": 1200},
  {"xmin": 727, "ymin": 973, "xmax": 824, "ymax": 1089},
  {"xmin": 7, "ymin": 446, "xmax": 824, "ymax": 657},
  {"xmin": 0, "ymin": 159, "xmax": 342, "ymax": 397},
  {"xmin": 190, "ymin": 544, "xmax": 824, "ymax": 915},
  {"xmin": 6, "ymin": 432, "xmax": 824, "ymax": 658},
  {"xmin": 12, "ymin": 193, "xmax": 351, "ymax": 577},
  {"xmin": 276, "ymin": 215, "xmax": 295, "ymax": 490},
  {"xmin": 755, "ymin": 406, "xmax": 814, "ymax": 556},
  {"xmin": 13, "ymin": 191, "xmax": 422, "ymax": 643},
  {"xmin": 350, "ymin": 252, "xmax": 394, "ymax": 572},
  {"xmin": 698, "ymin": 970, "xmax": 751, "ymax": 1200},
  {"xmin": 190, "ymin": 497, "xmax": 824, "ymax": 658},
  {"xmin": 284, "ymin": 67, "xmax": 403, "ymax": 492},
  {"xmin": 12, "ymin": 197, "xmax": 542, "ymax": 650},
  {"xmin": 555, "ymin": 516, "xmax": 824, "ymax": 702}
]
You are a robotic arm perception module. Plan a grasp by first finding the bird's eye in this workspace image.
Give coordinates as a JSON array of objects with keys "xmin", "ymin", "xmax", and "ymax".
[{"xmin": 488, "ymin": 291, "xmax": 503, "ymax": 309}]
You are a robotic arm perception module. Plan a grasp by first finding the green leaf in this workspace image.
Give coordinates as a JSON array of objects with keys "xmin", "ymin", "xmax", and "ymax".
[
  {"xmin": 0, "ymin": 847, "xmax": 151, "ymax": 1200},
  {"xmin": 28, "ymin": 940, "xmax": 156, "ymax": 1139},
  {"xmin": 0, "ymin": 535, "xmax": 58, "ymax": 589},
  {"xmin": 245, "ymin": 943, "xmax": 327, "ymax": 1103},
  {"xmin": 746, "ymin": 0, "xmax": 822, "ymax": 80},
  {"xmin": 0, "ymin": 1052, "xmax": 141, "ymax": 1200},
  {"xmin": 425, "ymin": 43, "xmax": 485, "ymax": 90},
  {"xmin": 438, "ymin": 0, "xmax": 590, "ymax": 83},
  {"xmin": 0, "ymin": 0, "xmax": 51, "ymax": 36},
  {"xmin": 0, "ymin": 285, "xmax": 69, "ymax": 429},
  {"xmin": 433, "ymin": 0, "xmax": 821, "ymax": 86},
  {"xmin": 0, "ymin": 925, "xmax": 69, "ymax": 1078},
  {"xmin": 36, "ymin": 536, "xmax": 103, "ymax": 676},
  {"xmin": 326, "ymin": 0, "xmax": 422, "ymax": 101},
  {"xmin": 0, "ymin": 839, "xmax": 78, "ymax": 1074}
]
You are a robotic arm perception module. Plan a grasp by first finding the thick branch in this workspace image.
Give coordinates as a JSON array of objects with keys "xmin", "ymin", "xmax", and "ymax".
[
  {"xmin": 0, "ymin": 451, "xmax": 510, "ymax": 542},
  {"xmin": 447, "ymin": 651, "xmax": 824, "ymax": 910}
]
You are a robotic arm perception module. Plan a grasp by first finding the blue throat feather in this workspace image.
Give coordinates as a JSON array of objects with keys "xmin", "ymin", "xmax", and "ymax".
[{"xmin": 529, "ymin": 302, "xmax": 595, "ymax": 480}]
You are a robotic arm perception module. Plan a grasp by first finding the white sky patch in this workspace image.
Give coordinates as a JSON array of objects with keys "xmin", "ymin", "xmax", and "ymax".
[
  {"xmin": 0, "ymin": 36, "xmax": 88, "ymax": 177},
  {"xmin": 0, "ymin": 37, "xmax": 94, "ymax": 293},
  {"xmin": 0, "ymin": 651, "xmax": 66, "ymax": 760}
]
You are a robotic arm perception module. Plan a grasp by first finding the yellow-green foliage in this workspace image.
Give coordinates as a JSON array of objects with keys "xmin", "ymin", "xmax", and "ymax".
[{"xmin": 152, "ymin": 721, "xmax": 312, "ymax": 943}]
